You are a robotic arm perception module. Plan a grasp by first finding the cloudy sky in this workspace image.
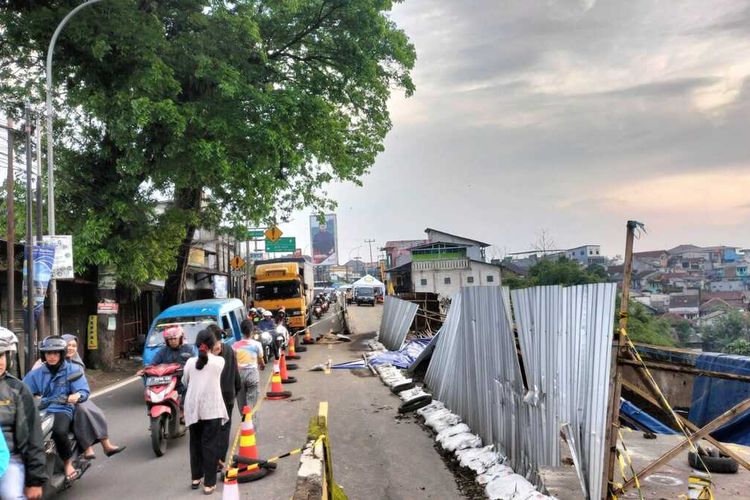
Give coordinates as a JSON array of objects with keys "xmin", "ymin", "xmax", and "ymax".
[{"xmin": 279, "ymin": 0, "xmax": 750, "ymax": 263}]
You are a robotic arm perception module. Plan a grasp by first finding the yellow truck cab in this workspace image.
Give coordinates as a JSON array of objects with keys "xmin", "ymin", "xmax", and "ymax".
[{"xmin": 253, "ymin": 257, "xmax": 314, "ymax": 331}]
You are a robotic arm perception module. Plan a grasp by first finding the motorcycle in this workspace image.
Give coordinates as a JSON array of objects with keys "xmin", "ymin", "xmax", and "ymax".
[
  {"xmin": 253, "ymin": 328, "xmax": 275, "ymax": 363},
  {"xmin": 142, "ymin": 363, "xmax": 185, "ymax": 457},
  {"xmin": 312, "ymin": 303, "xmax": 323, "ymax": 319},
  {"xmin": 39, "ymin": 371, "xmax": 91, "ymax": 498},
  {"xmin": 321, "ymin": 300, "xmax": 330, "ymax": 313}
]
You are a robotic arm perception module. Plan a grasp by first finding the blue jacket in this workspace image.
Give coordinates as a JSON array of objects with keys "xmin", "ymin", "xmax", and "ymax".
[
  {"xmin": 23, "ymin": 361, "xmax": 90, "ymax": 419},
  {"xmin": 151, "ymin": 344, "xmax": 195, "ymax": 366},
  {"xmin": 257, "ymin": 319, "xmax": 275, "ymax": 331}
]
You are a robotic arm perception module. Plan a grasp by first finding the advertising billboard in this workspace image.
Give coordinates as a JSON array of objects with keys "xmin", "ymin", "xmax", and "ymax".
[{"xmin": 310, "ymin": 214, "xmax": 338, "ymax": 266}]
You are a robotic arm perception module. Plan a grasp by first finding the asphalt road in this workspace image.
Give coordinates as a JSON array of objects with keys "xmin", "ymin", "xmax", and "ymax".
[{"xmin": 63, "ymin": 302, "xmax": 462, "ymax": 499}]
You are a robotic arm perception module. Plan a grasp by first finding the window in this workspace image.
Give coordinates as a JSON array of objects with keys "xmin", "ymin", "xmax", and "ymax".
[
  {"xmin": 420, "ymin": 278, "xmax": 427, "ymax": 286},
  {"xmin": 580, "ymin": 250, "xmax": 584, "ymax": 256},
  {"xmin": 467, "ymin": 276, "xmax": 474, "ymax": 284},
  {"xmin": 396, "ymin": 276, "xmax": 403, "ymax": 286},
  {"xmin": 221, "ymin": 314, "xmax": 231, "ymax": 331},
  {"xmin": 444, "ymin": 277, "xmax": 451, "ymax": 284},
  {"xmin": 486, "ymin": 275, "xmax": 494, "ymax": 283}
]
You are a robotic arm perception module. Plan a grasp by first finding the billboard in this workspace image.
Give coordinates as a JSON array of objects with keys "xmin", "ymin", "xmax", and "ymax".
[{"xmin": 310, "ymin": 214, "xmax": 338, "ymax": 266}]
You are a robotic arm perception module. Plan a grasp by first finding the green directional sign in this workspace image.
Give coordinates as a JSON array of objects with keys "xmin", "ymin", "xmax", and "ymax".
[
  {"xmin": 265, "ymin": 236, "xmax": 296, "ymax": 253},
  {"xmin": 247, "ymin": 229, "xmax": 265, "ymax": 239}
]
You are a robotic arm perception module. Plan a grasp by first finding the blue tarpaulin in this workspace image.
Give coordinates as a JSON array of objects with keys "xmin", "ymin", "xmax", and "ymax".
[
  {"xmin": 620, "ymin": 398, "xmax": 676, "ymax": 435},
  {"xmin": 688, "ymin": 352, "xmax": 750, "ymax": 446},
  {"xmin": 331, "ymin": 338, "xmax": 432, "ymax": 370}
]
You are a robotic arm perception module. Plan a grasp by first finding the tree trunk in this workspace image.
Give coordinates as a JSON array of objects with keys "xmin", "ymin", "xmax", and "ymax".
[{"xmin": 161, "ymin": 187, "xmax": 202, "ymax": 310}]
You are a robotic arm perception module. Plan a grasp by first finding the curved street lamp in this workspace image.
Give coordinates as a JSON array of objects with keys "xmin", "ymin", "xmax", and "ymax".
[{"xmin": 46, "ymin": 0, "xmax": 104, "ymax": 335}]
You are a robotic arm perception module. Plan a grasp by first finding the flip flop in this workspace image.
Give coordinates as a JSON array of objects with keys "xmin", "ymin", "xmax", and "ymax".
[
  {"xmin": 203, "ymin": 485, "xmax": 216, "ymax": 495},
  {"xmin": 66, "ymin": 469, "xmax": 80, "ymax": 483},
  {"xmin": 83, "ymin": 453, "xmax": 97, "ymax": 460},
  {"xmin": 104, "ymin": 446, "xmax": 126, "ymax": 457},
  {"xmin": 191, "ymin": 479, "xmax": 202, "ymax": 490}
]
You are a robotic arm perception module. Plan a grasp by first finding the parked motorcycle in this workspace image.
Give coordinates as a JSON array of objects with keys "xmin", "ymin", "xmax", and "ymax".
[
  {"xmin": 39, "ymin": 371, "xmax": 91, "ymax": 498},
  {"xmin": 142, "ymin": 363, "xmax": 185, "ymax": 457}
]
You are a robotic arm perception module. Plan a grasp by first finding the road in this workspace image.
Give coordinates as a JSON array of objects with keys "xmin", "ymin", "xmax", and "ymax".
[{"xmin": 64, "ymin": 303, "xmax": 462, "ymax": 499}]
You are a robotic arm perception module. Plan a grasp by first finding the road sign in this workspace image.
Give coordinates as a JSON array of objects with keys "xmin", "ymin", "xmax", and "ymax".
[
  {"xmin": 230, "ymin": 255, "xmax": 246, "ymax": 270},
  {"xmin": 265, "ymin": 225, "xmax": 283, "ymax": 242},
  {"xmin": 247, "ymin": 229, "xmax": 265, "ymax": 239},
  {"xmin": 265, "ymin": 236, "xmax": 296, "ymax": 253}
]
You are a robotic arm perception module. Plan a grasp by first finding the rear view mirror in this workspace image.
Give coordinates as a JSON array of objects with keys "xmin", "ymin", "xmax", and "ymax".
[
  {"xmin": 67, "ymin": 371, "xmax": 83, "ymax": 383},
  {"xmin": 181, "ymin": 352, "xmax": 192, "ymax": 360}
]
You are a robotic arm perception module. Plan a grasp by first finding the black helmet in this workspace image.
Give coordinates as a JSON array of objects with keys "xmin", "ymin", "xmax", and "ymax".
[{"xmin": 39, "ymin": 336, "xmax": 67, "ymax": 353}]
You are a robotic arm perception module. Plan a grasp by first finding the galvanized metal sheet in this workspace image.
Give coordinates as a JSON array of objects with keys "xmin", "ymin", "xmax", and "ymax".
[{"xmin": 379, "ymin": 296, "xmax": 419, "ymax": 350}]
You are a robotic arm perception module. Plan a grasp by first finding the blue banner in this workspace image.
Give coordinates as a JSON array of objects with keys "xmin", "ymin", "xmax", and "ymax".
[{"xmin": 23, "ymin": 244, "xmax": 56, "ymax": 321}]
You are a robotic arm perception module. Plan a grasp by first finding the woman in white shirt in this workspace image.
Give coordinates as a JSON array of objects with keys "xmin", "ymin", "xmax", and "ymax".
[{"xmin": 182, "ymin": 329, "xmax": 228, "ymax": 495}]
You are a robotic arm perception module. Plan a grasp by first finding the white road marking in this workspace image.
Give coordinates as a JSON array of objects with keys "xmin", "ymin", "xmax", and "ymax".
[{"xmin": 90, "ymin": 375, "xmax": 140, "ymax": 399}]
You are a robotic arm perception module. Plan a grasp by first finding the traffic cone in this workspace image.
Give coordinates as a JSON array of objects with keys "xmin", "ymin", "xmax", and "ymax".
[
  {"xmin": 222, "ymin": 475, "xmax": 240, "ymax": 500},
  {"xmin": 279, "ymin": 353, "xmax": 297, "ymax": 384},
  {"xmin": 287, "ymin": 335, "xmax": 301, "ymax": 360},
  {"xmin": 301, "ymin": 328, "xmax": 315, "ymax": 345},
  {"xmin": 265, "ymin": 360, "xmax": 292, "ymax": 400},
  {"xmin": 236, "ymin": 406, "xmax": 259, "ymax": 460}
]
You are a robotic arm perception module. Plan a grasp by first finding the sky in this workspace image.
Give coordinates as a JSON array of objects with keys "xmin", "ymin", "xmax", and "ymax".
[{"xmin": 278, "ymin": 1, "xmax": 750, "ymax": 262}]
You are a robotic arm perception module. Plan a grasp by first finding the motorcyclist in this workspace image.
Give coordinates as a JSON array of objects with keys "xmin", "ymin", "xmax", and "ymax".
[
  {"xmin": 257, "ymin": 310, "xmax": 275, "ymax": 332},
  {"xmin": 23, "ymin": 336, "xmax": 90, "ymax": 483},
  {"xmin": 0, "ymin": 327, "xmax": 47, "ymax": 499},
  {"xmin": 137, "ymin": 325, "xmax": 193, "ymax": 401},
  {"xmin": 275, "ymin": 308, "xmax": 287, "ymax": 327},
  {"xmin": 247, "ymin": 308, "xmax": 258, "ymax": 325}
]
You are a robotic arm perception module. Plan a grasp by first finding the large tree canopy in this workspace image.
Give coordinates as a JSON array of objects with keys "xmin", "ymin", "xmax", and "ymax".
[{"xmin": 0, "ymin": 0, "xmax": 415, "ymax": 297}]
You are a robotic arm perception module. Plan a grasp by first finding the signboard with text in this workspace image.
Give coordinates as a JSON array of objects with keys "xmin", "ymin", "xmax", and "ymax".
[
  {"xmin": 310, "ymin": 214, "xmax": 338, "ymax": 266},
  {"xmin": 265, "ymin": 236, "xmax": 296, "ymax": 253},
  {"xmin": 42, "ymin": 235, "xmax": 74, "ymax": 279}
]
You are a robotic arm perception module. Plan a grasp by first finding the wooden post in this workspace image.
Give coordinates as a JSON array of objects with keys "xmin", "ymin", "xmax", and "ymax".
[
  {"xmin": 603, "ymin": 220, "xmax": 640, "ymax": 498},
  {"xmin": 5, "ymin": 120, "xmax": 15, "ymax": 334}
]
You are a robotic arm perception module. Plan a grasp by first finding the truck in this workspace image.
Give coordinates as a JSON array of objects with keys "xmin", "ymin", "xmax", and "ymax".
[{"xmin": 253, "ymin": 257, "xmax": 314, "ymax": 331}]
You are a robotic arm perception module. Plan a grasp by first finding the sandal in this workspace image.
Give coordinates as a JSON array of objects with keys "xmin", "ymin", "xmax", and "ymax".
[
  {"xmin": 104, "ymin": 446, "xmax": 126, "ymax": 457},
  {"xmin": 83, "ymin": 453, "xmax": 97, "ymax": 460},
  {"xmin": 66, "ymin": 469, "xmax": 80, "ymax": 483},
  {"xmin": 203, "ymin": 485, "xmax": 216, "ymax": 495},
  {"xmin": 191, "ymin": 479, "xmax": 202, "ymax": 490}
]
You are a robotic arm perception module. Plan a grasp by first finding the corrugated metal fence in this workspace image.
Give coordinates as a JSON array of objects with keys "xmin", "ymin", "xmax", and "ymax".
[
  {"xmin": 379, "ymin": 296, "xmax": 418, "ymax": 350},
  {"xmin": 424, "ymin": 284, "xmax": 616, "ymax": 499}
]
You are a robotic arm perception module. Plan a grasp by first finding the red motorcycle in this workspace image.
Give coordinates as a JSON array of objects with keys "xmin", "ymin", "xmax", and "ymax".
[{"xmin": 143, "ymin": 363, "xmax": 185, "ymax": 457}]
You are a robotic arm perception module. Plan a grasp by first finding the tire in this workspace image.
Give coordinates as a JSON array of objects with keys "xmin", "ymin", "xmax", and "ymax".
[
  {"xmin": 150, "ymin": 416, "xmax": 167, "ymax": 457},
  {"xmin": 688, "ymin": 451, "xmax": 738, "ymax": 473},
  {"xmin": 398, "ymin": 395, "xmax": 433, "ymax": 414}
]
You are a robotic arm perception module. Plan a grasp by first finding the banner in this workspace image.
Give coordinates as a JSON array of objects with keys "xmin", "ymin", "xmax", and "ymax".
[
  {"xmin": 310, "ymin": 214, "xmax": 338, "ymax": 266},
  {"xmin": 42, "ymin": 235, "xmax": 74, "ymax": 279},
  {"xmin": 22, "ymin": 244, "xmax": 56, "ymax": 321}
]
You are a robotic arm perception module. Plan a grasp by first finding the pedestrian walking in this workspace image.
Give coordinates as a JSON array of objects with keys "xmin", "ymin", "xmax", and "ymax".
[
  {"xmin": 207, "ymin": 325, "xmax": 240, "ymax": 469},
  {"xmin": 233, "ymin": 320, "xmax": 266, "ymax": 425},
  {"xmin": 182, "ymin": 329, "xmax": 228, "ymax": 495}
]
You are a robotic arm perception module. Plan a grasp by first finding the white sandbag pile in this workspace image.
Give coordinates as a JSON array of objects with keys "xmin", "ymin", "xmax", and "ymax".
[{"xmin": 373, "ymin": 367, "xmax": 555, "ymax": 500}]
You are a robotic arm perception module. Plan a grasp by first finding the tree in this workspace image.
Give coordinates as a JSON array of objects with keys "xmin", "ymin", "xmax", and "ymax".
[
  {"xmin": 701, "ymin": 310, "xmax": 750, "ymax": 353},
  {"xmin": 508, "ymin": 256, "xmax": 605, "ymax": 288},
  {"xmin": 624, "ymin": 300, "xmax": 675, "ymax": 347},
  {"xmin": 1, "ymin": 1, "xmax": 415, "ymax": 304}
]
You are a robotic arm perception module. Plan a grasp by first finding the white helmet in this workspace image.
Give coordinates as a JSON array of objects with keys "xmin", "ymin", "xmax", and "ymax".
[
  {"xmin": 0, "ymin": 327, "xmax": 18, "ymax": 354},
  {"xmin": 262, "ymin": 310, "xmax": 273, "ymax": 318}
]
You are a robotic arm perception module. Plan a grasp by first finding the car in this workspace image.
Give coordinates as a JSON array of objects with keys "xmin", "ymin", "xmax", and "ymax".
[
  {"xmin": 355, "ymin": 286, "xmax": 376, "ymax": 307},
  {"xmin": 142, "ymin": 298, "xmax": 246, "ymax": 365}
]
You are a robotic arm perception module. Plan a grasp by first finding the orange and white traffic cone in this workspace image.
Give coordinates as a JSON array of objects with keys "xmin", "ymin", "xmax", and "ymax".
[
  {"xmin": 287, "ymin": 334, "xmax": 301, "ymax": 360},
  {"xmin": 222, "ymin": 475, "xmax": 240, "ymax": 500},
  {"xmin": 265, "ymin": 360, "xmax": 292, "ymax": 400},
  {"xmin": 236, "ymin": 406, "xmax": 259, "ymax": 460},
  {"xmin": 301, "ymin": 327, "xmax": 315, "ymax": 345},
  {"xmin": 279, "ymin": 352, "xmax": 297, "ymax": 384}
]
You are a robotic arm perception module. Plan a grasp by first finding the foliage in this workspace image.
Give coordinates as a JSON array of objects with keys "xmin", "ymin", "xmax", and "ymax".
[
  {"xmin": 624, "ymin": 300, "xmax": 675, "ymax": 347},
  {"xmin": 726, "ymin": 338, "xmax": 750, "ymax": 356},
  {"xmin": 506, "ymin": 257, "xmax": 605, "ymax": 289},
  {"xmin": 701, "ymin": 309, "xmax": 750, "ymax": 353},
  {"xmin": 0, "ymin": 0, "xmax": 415, "ymax": 290}
]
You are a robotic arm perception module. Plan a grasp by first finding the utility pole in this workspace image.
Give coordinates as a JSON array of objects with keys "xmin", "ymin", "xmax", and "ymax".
[
  {"xmin": 5, "ymin": 119, "xmax": 15, "ymax": 334},
  {"xmin": 24, "ymin": 105, "xmax": 34, "ymax": 374},
  {"xmin": 603, "ymin": 220, "xmax": 640, "ymax": 498},
  {"xmin": 34, "ymin": 117, "xmax": 45, "ymax": 338},
  {"xmin": 364, "ymin": 239, "xmax": 376, "ymax": 276}
]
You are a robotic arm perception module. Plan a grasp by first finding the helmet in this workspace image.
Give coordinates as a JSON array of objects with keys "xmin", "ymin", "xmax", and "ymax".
[
  {"xmin": 162, "ymin": 325, "xmax": 184, "ymax": 341},
  {"xmin": 276, "ymin": 309, "xmax": 287, "ymax": 319},
  {"xmin": 249, "ymin": 308, "xmax": 258, "ymax": 315},
  {"xmin": 39, "ymin": 336, "xmax": 67, "ymax": 353},
  {"xmin": 262, "ymin": 310, "xmax": 273, "ymax": 318},
  {"xmin": 0, "ymin": 327, "xmax": 18, "ymax": 354}
]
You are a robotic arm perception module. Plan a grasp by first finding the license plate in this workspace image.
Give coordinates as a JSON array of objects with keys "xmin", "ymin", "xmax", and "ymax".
[{"xmin": 146, "ymin": 376, "xmax": 172, "ymax": 386}]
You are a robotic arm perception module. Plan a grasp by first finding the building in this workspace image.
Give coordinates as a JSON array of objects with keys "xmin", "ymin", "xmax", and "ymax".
[
  {"xmin": 385, "ymin": 228, "xmax": 500, "ymax": 297},
  {"xmin": 566, "ymin": 245, "xmax": 605, "ymax": 266},
  {"xmin": 668, "ymin": 294, "xmax": 700, "ymax": 319}
]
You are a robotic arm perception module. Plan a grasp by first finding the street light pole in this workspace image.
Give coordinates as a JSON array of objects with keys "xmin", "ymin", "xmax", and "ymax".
[
  {"xmin": 46, "ymin": 0, "xmax": 104, "ymax": 336},
  {"xmin": 364, "ymin": 239, "xmax": 375, "ymax": 276}
]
